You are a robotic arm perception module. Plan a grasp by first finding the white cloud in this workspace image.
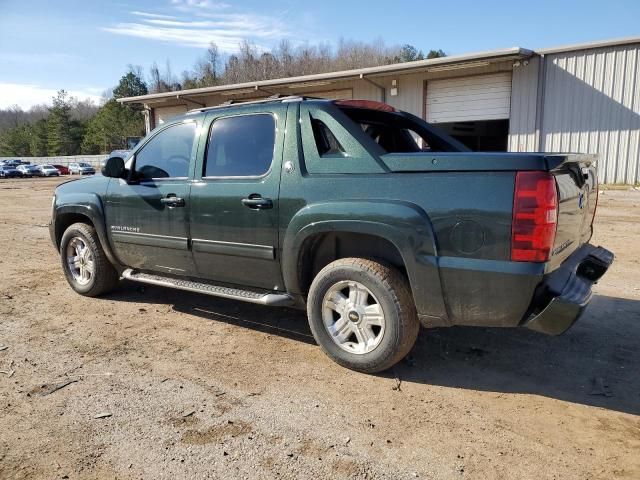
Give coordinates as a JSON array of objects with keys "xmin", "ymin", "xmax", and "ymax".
[
  {"xmin": 170, "ymin": 0, "xmax": 231, "ymax": 11},
  {"xmin": 0, "ymin": 83, "xmax": 103, "ymax": 110},
  {"xmin": 104, "ymin": 2, "xmax": 290, "ymax": 51},
  {"xmin": 130, "ymin": 11, "xmax": 177, "ymax": 20}
]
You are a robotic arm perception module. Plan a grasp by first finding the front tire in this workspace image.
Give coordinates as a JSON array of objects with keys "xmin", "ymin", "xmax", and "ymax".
[
  {"xmin": 307, "ymin": 258, "xmax": 420, "ymax": 373},
  {"xmin": 60, "ymin": 222, "xmax": 119, "ymax": 296}
]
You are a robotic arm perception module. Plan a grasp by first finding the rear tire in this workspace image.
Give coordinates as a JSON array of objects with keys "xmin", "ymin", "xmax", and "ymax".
[
  {"xmin": 60, "ymin": 222, "xmax": 119, "ymax": 297},
  {"xmin": 307, "ymin": 258, "xmax": 420, "ymax": 373}
]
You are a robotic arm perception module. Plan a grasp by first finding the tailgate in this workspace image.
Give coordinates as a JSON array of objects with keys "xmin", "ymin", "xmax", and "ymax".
[{"xmin": 547, "ymin": 154, "xmax": 598, "ymax": 270}]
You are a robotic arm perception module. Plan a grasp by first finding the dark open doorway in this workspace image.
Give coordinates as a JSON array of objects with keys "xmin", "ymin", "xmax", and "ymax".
[{"xmin": 433, "ymin": 119, "xmax": 509, "ymax": 151}]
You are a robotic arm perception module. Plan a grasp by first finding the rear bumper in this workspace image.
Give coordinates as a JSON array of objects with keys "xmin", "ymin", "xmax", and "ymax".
[{"xmin": 522, "ymin": 244, "xmax": 614, "ymax": 335}]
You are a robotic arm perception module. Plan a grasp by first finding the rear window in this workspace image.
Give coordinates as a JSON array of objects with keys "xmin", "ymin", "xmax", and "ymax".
[
  {"xmin": 337, "ymin": 105, "xmax": 469, "ymax": 153},
  {"xmin": 204, "ymin": 114, "xmax": 275, "ymax": 177}
]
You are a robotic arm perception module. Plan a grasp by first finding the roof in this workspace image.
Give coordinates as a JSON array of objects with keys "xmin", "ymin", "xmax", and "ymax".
[
  {"xmin": 117, "ymin": 35, "xmax": 640, "ymax": 106},
  {"xmin": 536, "ymin": 35, "xmax": 640, "ymax": 55},
  {"xmin": 118, "ymin": 47, "xmax": 531, "ymax": 105}
]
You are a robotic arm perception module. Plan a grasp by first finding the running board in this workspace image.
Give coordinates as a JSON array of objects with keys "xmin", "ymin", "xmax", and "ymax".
[{"xmin": 121, "ymin": 269, "xmax": 294, "ymax": 307}]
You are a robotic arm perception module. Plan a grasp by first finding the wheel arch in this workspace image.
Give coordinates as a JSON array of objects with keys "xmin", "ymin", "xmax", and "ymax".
[
  {"xmin": 281, "ymin": 200, "xmax": 448, "ymax": 322},
  {"xmin": 53, "ymin": 200, "xmax": 122, "ymax": 269}
]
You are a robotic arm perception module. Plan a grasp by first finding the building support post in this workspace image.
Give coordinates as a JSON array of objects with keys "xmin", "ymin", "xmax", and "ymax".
[{"xmin": 143, "ymin": 105, "xmax": 154, "ymax": 134}]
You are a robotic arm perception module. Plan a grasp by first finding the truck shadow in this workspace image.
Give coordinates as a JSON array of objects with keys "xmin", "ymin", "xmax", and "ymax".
[
  {"xmin": 391, "ymin": 294, "xmax": 640, "ymax": 416},
  {"xmin": 104, "ymin": 286, "xmax": 640, "ymax": 415}
]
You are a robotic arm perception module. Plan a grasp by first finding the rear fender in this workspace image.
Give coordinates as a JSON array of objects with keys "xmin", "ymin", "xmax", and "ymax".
[{"xmin": 282, "ymin": 200, "xmax": 447, "ymax": 322}]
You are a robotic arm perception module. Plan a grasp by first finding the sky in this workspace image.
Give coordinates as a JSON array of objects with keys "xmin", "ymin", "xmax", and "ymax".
[{"xmin": 0, "ymin": 0, "xmax": 639, "ymax": 109}]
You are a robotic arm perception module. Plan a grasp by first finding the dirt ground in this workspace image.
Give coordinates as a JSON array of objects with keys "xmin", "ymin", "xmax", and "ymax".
[{"xmin": 0, "ymin": 176, "xmax": 638, "ymax": 480}]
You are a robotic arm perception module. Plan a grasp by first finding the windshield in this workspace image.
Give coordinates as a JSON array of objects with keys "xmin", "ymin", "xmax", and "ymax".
[{"xmin": 337, "ymin": 105, "xmax": 470, "ymax": 153}]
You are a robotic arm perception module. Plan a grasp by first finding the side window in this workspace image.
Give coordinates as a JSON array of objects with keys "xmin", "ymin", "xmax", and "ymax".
[
  {"xmin": 134, "ymin": 122, "xmax": 196, "ymax": 179},
  {"xmin": 311, "ymin": 118, "xmax": 345, "ymax": 156},
  {"xmin": 205, "ymin": 114, "xmax": 275, "ymax": 177}
]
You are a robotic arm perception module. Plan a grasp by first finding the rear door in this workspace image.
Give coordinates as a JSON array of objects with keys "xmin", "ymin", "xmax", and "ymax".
[
  {"xmin": 105, "ymin": 118, "xmax": 200, "ymax": 276},
  {"xmin": 189, "ymin": 105, "xmax": 286, "ymax": 290}
]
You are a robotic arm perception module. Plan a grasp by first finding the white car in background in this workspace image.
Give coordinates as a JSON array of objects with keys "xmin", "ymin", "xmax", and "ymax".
[
  {"xmin": 17, "ymin": 164, "xmax": 39, "ymax": 177},
  {"xmin": 69, "ymin": 162, "xmax": 96, "ymax": 175},
  {"xmin": 36, "ymin": 164, "xmax": 60, "ymax": 177}
]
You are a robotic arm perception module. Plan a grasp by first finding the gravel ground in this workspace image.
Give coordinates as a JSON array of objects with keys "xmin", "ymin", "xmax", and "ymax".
[{"xmin": 0, "ymin": 176, "xmax": 638, "ymax": 479}]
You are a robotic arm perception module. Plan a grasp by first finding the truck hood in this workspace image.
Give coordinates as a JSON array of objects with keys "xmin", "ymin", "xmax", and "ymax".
[{"xmin": 55, "ymin": 174, "xmax": 110, "ymax": 197}]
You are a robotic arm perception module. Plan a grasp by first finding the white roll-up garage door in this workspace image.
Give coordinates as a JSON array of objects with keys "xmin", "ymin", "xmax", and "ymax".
[
  {"xmin": 426, "ymin": 72, "xmax": 512, "ymax": 123},
  {"xmin": 154, "ymin": 105, "xmax": 189, "ymax": 126}
]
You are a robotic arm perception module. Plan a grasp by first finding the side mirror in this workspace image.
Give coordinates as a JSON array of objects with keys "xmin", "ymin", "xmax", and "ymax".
[{"xmin": 102, "ymin": 156, "xmax": 126, "ymax": 178}]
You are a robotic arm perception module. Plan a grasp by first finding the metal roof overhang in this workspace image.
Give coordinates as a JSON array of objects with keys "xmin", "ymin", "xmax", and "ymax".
[{"xmin": 118, "ymin": 47, "xmax": 533, "ymax": 106}]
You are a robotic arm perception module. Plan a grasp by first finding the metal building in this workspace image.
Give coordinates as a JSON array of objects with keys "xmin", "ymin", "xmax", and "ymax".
[{"xmin": 120, "ymin": 36, "xmax": 640, "ymax": 184}]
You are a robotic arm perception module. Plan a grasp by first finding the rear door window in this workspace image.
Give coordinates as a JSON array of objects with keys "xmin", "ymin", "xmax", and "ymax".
[{"xmin": 204, "ymin": 114, "xmax": 275, "ymax": 177}]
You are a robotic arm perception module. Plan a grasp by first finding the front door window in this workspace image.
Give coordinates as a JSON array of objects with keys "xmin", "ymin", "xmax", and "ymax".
[{"xmin": 133, "ymin": 122, "xmax": 196, "ymax": 180}]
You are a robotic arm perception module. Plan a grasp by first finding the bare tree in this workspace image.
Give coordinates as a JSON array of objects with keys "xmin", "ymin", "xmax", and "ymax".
[
  {"xmin": 148, "ymin": 61, "xmax": 181, "ymax": 93},
  {"xmin": 155, "ymin": 39, "xmax": 444, "ymax": 92}
]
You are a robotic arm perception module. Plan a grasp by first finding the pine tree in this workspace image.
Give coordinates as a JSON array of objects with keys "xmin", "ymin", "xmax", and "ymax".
[
  {"xmin": 112, "ymin": 70, "xmax": 148, "ymax": 100},
  {"xmin": 29, "ymin": 118, "xmax": 48, "ymax": 156},
  {"xmin": 47, "ymin": 90, "xmax": 73, "ymax": 155}
]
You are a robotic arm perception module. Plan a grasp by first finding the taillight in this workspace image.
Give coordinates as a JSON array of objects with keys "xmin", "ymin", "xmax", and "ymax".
[{"xmin": 511, "ymin": 171, "xmax": 558, "ymax": 262}]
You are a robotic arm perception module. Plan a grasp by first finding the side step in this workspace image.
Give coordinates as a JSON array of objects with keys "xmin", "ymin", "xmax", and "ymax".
[{"xmin": 121, "ymin": 269, "xmax": 294, "ymax": 307}]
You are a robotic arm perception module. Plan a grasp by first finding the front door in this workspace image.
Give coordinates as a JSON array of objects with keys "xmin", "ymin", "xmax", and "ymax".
[
  {"xmin": 189, "ymin": 106, "xmax": 286, "ymax": 290},
  {"xmin": 105, "ymin": 119, "xmax": 199, "ymax": 276}
]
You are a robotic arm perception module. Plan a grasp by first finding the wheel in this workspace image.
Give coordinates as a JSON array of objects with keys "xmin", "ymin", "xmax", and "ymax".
[
  {"xmin": 60, "ymin": 222, "xmax": 119, "ymax": 296},
  {"xmin": 307, "ymin": 258, "xmax": 420, "ymax": 373}
]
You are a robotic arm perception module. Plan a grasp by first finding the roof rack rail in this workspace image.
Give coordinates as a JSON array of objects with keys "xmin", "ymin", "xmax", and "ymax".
[{"xmin": 186, "ymin": 95, "xmax": 310, "ymax": 114}]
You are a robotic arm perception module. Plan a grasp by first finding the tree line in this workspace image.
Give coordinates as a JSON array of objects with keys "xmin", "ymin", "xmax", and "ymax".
[
  {"xmin": 0, "ymin": 74, "xmax": 149, "ymax": 157},
  {"xmin": 159, "ymin": 40, "xmax": 444, "ymax": 93},
  {"xmin": 0, "ymin": 39, "xmax": 444, "ymax": 156}
]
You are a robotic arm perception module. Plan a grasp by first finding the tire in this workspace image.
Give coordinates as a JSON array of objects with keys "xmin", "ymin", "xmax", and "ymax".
[
  {"xmin": 60, "ymin": 222, "xmax": 119, "ymax": 297},
  {"xmin": 307, "ymin": 258, "xmax": 420, "ymax": 373}
]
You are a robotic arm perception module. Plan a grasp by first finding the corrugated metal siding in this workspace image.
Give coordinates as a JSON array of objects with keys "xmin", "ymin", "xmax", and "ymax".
[
  {"xmin": 508, "ymin": 57, "xmax": 540, "ymax": 151},
  {"xmin": 540, "ymin": 44, "xmax": 640, "ymax": 184},
  {"xmin": 304, "ymin": 88, "xmax": 352, "ymax": 100},
  {"xmin": 154, "ymin": 105, "xmax": 188, "ymax": 125},
  {"xmin": 426, "ymin": 73, "xmax": 512, "ymax": 123},
  {"xmin": 385, "ymin": 72, "xmax": 425, "ymax": 117}
]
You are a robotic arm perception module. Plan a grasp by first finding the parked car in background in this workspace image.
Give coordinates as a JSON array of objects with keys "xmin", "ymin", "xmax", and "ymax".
[
  {"xmin": 0, "ymin": 165, "xmax": 22, "ymax": 178},
  {"xmin": 69, "ymin": 162, "xmax": 95, "ymax": 175},
  {"xmin": 52, "ymin": 164, "xmax": 70, "ymax": 175},
  {"xmin": 36, "ymin": 164, "xmax": 60, "ymax": 177},
  {"xmin": 0, "ymin": 159, "xmax": 21, "ymax": 168},
  {"xmin": 17, "ymin": 164, "xmax": 39, "ymax": 177}
]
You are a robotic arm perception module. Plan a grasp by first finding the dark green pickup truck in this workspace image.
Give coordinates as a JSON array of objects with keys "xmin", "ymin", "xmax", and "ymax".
[{"xmin": 50, "ymin": 97, "xmax": 613, "ymax": 372}]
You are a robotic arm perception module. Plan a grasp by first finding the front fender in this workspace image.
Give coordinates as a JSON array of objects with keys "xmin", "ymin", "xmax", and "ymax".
[
  {"xmin": 281, "ymin": 200, "xmax": 448, "ymax": 322},
  {"xmin": 52, "ymin": 193, "xmax": 123, "ymax": 269}
]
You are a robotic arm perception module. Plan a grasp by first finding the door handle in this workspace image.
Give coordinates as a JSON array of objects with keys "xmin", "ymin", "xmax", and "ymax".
[
  {"xmin": 241, "ymin": 195, "xmax": 273, "ymax": 210},
  {"xmin": 160, "ymin": 195, "xmax": 185, "ymax": 208}
]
